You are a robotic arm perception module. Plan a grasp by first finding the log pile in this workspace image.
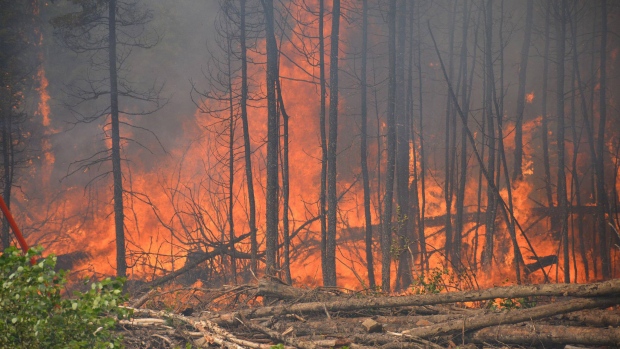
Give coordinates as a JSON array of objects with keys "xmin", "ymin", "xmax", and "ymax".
[{"xmin": 120, "ymin": 278, "xmax": 620, "ymax": 349}]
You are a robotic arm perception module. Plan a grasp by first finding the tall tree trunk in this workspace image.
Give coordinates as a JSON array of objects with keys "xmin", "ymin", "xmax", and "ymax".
[
  {"xmin": 325, "ymin": 0, "xmax": 341, "ymax": 287},
  {"xmin": 319, "ymin": 0, "xmax": 328, "ymax": 284},
  {"xmin": 407, "ymin": 0, "xmax": 421, "ymax": 273},
  {"xmin": 360, "ymin": 0, "xmax": 375, "ymax": 289},
  {"xmin": 227, "ymin": 35, "xmax": 236, "ymax": 284},
  {"xmin": 481, "ymin": 0, "xmax": 496, "ymax": 270},
  {"xmin": 541, "ymin": 1, "xmax": 554, "ymax": 209},
  {"xmin": 109, "ymin": 0, "xmax": 126, "ymax": 277},
  {"xmin": 596, "ymin": 0, "xmax": 610, "ymax": 279},
  {"xmin": 569, "ymin": 49, "xmax": 583, "ymax": 282},
  {"xmin": 263, "ymin": 0, "xmax": 279, "ymax": 277},
  {"xmin": 454, "ymin": 0, "xmax": 472, "ymax": 268},
  {"xmin": 1, "ymin": 109, "xmax": 13, "ymax": 250},
  {"xmin": 416, "ymin": 2, "xmax": 427, "ymax": 272},
  {"xmin": 512, "ymin": 0, "xmax": 533, "ymax": 182},
  {"xmin": 276, "ymin": 78, "xmax": 292, "ymax": 284},
  {"xmin": 239, "ymin": 0, "xmax": 258, "ymax": 275},
  {"xmin": 395, "ymin": 0, "xmax": 412, "ymax": 291},
  {"xmin": 443, "ymin": 3, "xmax": 457, "ymax": 264},
  {"xmin": 555, "ymin": 0, "xmax": 569, "ymax": 283},
  {"xmin": 382, "ymin": 0, "xmax": 397, "ymax": 293},
  {"xmin": 568, "ymin": 3, "xmax": 593, "ymax": 281}
]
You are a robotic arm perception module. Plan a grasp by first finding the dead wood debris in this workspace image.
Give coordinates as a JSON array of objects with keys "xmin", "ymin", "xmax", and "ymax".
[{"xmin": 120, "ymin": 278, "xmax": 620, "ymax": 349}]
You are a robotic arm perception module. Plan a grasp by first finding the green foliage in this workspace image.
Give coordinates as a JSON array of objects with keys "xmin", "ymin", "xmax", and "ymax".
[
  {"xmin": 411, "ymin": 267, "xmax": 449, "ymax": 294},
  {"xmin": 270, "ymin": 344, "xmax": 285, "ymax": 349},
  {"xmin": 0, "ymin": 246, "xmax": 130, "ymax": 348},
  {"xmin": 487, "ymin": 297, "xmax": 537, "ymax": 310}
]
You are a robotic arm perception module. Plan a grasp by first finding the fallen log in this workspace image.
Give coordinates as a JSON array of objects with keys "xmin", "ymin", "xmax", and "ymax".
[
  {"xmin": 206, "ymin": 279, "xmax": 620, "ymax": 325},
  {"xmin": 558, "ymin": 308, "xmax": 620, "ymax": 327},
  {"xmin": 257, "ymin": 278, "xmax": 338, "ymax": 302},
  {"xmin": 467, "ymin": 324, "xmax": 620, "ymax": 346},
  {"xmin": 127, "ymin": 307, "xmax": 278, "ymax": 349},
  {"xmin": 399, "ymin": 297, "xmax": 620, "ymax": 339}
]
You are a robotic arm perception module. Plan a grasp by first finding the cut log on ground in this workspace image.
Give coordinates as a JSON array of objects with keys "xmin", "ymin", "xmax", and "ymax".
[
  {"xmin": 467, "ymin": 324, "xmax": 620, "ymax": 346},
  {"xmin": 399, "ymin": 297, "xmax": 620, "ymax": 339},
  {"xmin": 257, "ymin": 278, "xmax": 339, "ymax": 302},
  {"xmin": 206, "ymin": 279, "xmax": 620, "ymax": 325}
]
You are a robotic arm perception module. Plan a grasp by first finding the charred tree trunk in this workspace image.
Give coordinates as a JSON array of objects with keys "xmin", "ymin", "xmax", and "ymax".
[
  {"xmin": 481, "ymin": 0, "xmax": 496, "ymax": 270},
  {"xmin": 454, "ymin": 0, "xmax": 472, "ymax": 267},
  {"xmin": 263, "ymin": 0, "xmax": 279, "ymax": 277},
  {"xmin": 416, "ymin": 2, "xmax": 428, "ymax": 272},
  {"xmin": 360, "ymin": 0, "xmax": 375, "ymax": 289},
  {"xmin": 555, "ymin": 0, "xmax": 569, "ymax": 283},
  {"xmin": 568, "ymin": 4, "xmax": 594, "ymax": 281},
  {"xmin": 276, "ymin": 78, "xmax": 292, "ymax": 284},
  {"xmin": 541, "ymin": 1, "xmax": 554, "ymax": 210},
  {"xmin": 382, "ymin": 0, "xmax": 397, "ymax": 293},
  {"xmin": 227, "ymin": 34, "xmax": 236, "ymax": 284},
  {"xmin": 239, "ymin": 0, "xmax": 258, "ymax": 275},
  {"xmin": 325, "ymin": 0, "xmax": 341, "ymax": 287},
  {"xmin": 1, "ymin": 110, "xmax": 13, "ymax": 250},
  {"xmin": 319, "ymin": 0, "xmax": 328, "ymax": 285},
  {"xmin": 395, "ymin": 0, "xmax": 412, "ymax": 291},
  {"xmin": 109, "ymin": 0, "xmax": 126, "ymax": 278},
  {"xmin": 596, "ymin": 0, "xmax": 611, "ymax": 279},
  {"xmin": 443, "ymin": 4, "xmax": 457, "ymax": 264},
  {"xmin": 512, "ymin": 0, "xmax": 533, "ymax": 182}
]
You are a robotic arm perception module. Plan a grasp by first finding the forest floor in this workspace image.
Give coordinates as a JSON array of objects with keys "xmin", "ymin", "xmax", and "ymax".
[{"xmin": 117, "ymin": 278, "xmax": 620, "ymax": 349}]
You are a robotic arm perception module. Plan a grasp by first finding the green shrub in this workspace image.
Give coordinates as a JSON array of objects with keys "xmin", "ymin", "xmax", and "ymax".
[{"xmin": 0, "ymin": 246, "xmax": 130, "ymax": 348}]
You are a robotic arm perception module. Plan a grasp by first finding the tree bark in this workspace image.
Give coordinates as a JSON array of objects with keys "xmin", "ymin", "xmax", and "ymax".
[
  {"xmin": 596, "ymin": 0, "xmax": 610, "ymax": 279},
  {"xmin": 382, "ymin": 0, "xmax": 397, "ymax": 294},
  {"xmin": 555, "ymin": 0, "xmax": 569, "ymax": 283},
  {"xmin": 395, "ymin": 0, "xmax": 412, "ymax": 291},
  {"xmin": 239, "ymin": 0, "xmax": 258, "ymax": 275},
  {"xmin": 468, "ymin": 324, "xmax": 620, "ymax": 346},
  {"xmin": 401, "ymin": 297, "xmax": 620, "ymax": 339},
  {"xmin": 209, "ymin": 279, "xmax": 620, "ymax": 324},
  {"xmin": 109, "ymin": 0, "xmax": 126, "ymax": 277},
  {"xmin": 512, "ymin": 0, "xmax": 533, "ymax": 182},
  {"xmin": 325, "ymin": 0, "xmax": 341, "ymax": 287},
  {"xmin": 481, "ymin": 0, "xmax": 496, "ymax": 270},
  {"xmin": 541, "ymin": 1, "xmax": 554, "ymax": 209},
  {"xmin": 360, "ymin": 0, "xmax": 375, "ymax": 289},
  {"xmin": 319, "ymin": 0, "xmax": 328, "ymax": 286},
  {"xmin": 263, "ymin": 0, "xmax": 279, "ymax": 277}
]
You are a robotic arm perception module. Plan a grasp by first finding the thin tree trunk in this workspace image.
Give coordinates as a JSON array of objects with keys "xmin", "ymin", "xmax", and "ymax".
[
  {"xmin": 239, "ymin": 0, "xmax": 257, "ymax": 275},
  {"xmin": 395, "ymin": 0, "xmax": 412, "ymax": 291},
  {"xmin": 454, "ymin": 0, "xmax": 471, "ymax": 267},
  {"xmin": 325, "ymin": 0, "xmax": 341, "ymax": 287},
  {"xmin": 568, "ymin": 5, "xmax": 593, "ymax": 281},
  {"xmin": 319, "ymin": 0, "xmax": 328, "ymax": 284},
  {"xmin": 555, "ymin": 0, "xmax": 569, "ymax": 283},
  {"xmin": 263, "ymin": 0, "xmax": 279, "ymax": 277},
  {"xmin": 109, "ymin": 0, "xmax": 126, "ymax": 277},
  {"xmin": 416, "ymin": 2, "xmax": 427, "ymax": 273},
  {"xmin": 541, "ymin": 1, "xmax": 554, "ymax": 210},
  {"xmin": 481, "ymin": 0, "xmax": 496, "ymax": 270},
  {"xmin": 597, "ymin": 0, "xmax": 610, "ymax": 279},
  {"xmin": 382, "ymin": 0, "xmax": 397, "ymax": 293},
  {"xmin": 227, "ymin": 34, "xmax": 236, "ymax": 284},
  {"xmin": 407, "ymin": 1, "xmax": 421, "ymax": 272},
  {"xmin": 443, "ymin": 3, "xmax": 457, "ymax": 264},
  {"xmin": 1, "ymin": 108, "xmax": 13, "ymax": 250},
  {"xmin": 277, "ymin": 79, "xmax": 291, "ymax": 284},
  {"xmin": 512, "ymin": 0, "xmax": 533, "ymax": 182},
  {"xmin": 360, "ymin": 0, "xmax": 375, "ymax": 289}
]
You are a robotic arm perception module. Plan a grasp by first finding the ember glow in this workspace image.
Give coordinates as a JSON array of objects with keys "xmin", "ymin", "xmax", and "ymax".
[{"xmin": 2, "ymin": 0, "xmax": 620, "ymax": 291}]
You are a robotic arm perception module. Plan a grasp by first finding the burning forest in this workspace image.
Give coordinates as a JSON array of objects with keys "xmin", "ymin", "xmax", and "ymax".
[{"xmin": 1, "ymin": 0, "xmax": 620, "ymax": 347}]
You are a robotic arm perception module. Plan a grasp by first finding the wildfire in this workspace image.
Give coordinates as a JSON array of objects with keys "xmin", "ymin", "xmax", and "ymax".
[{"xmin": 525, "ymin": 91, "xmax": 534, "ymax": 104}]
